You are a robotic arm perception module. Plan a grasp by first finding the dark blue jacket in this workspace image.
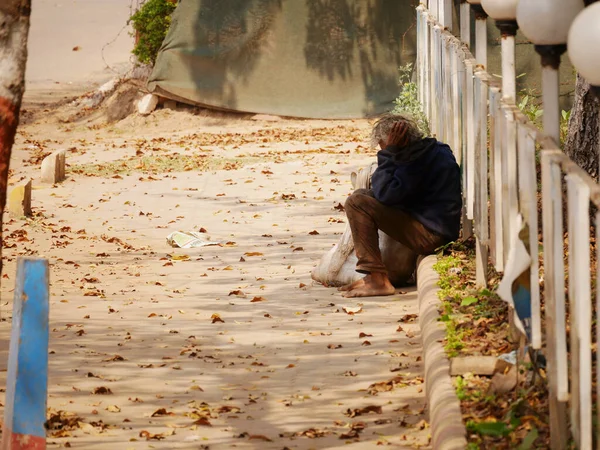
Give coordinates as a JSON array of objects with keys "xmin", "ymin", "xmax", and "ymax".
[{"xmin": 371, "ymin": 137, "xmax": 462, "ymax": 241}]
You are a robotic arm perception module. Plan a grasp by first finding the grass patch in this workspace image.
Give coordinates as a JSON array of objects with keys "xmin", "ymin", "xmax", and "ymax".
[
  {"xmin": 433, "ymin": 238, "xmax": 550, "ymax": 449},
  {"xmin": 68, "ymin": 154, "xmax": 264, "ymax": 177}
]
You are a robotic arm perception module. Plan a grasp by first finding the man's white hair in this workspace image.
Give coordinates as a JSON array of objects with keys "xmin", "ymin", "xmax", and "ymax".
[{"xmin": 369, "ymin": 113, "xmax": 423, "ymax": 148}]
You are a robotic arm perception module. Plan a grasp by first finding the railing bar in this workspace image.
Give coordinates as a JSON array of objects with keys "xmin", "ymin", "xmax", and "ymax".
[
  {"xmin": 465, "ymin": 60, "xmax": 475, "ymax": 220},
  {"xmin": 597, "ymin": 211, "xmax": 600, "ymax": 449},
  {"xmin": 488, "ymin": 87, "xmax": 498, "ymax": 269},
  {"xmin": 569, "ymin": 176, "xmax": 592, "ymax": 450},
  {"xmin": 541, "ymin": 152, "xmax": 569, "ymax": 448},
  {"xmin": 566, "ymin": 174, "xmax": 581, "ymax": 447}
]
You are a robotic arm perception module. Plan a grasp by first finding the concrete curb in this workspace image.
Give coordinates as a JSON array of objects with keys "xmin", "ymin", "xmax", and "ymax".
[{"xmin": 417, "ymin": 255, "xmax": 468, "ymax": 450}]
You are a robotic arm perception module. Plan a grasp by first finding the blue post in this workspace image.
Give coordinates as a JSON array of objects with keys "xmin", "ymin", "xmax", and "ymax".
[{"xmin": 2, "ymin": 258, "xmax": 49, "ymax": 450}]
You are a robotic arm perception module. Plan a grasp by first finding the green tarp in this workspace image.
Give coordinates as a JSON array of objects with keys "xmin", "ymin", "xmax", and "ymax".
[{"xmin": 148, "ymin": 0, "xmax": 418, "ymax": 118}]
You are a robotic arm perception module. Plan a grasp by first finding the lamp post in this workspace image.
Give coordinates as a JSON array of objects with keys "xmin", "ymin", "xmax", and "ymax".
[
  {"xmin": 481, "ymin": 0, "xmax": 518, "ymax": 101},
  {"xmin": 517, "ymin": 0, "xmax": 585, "ymax": 143},
  {"xmin": 467, "ymin": 0, "xmax": 487, "ymax": 68},
  {"xmin": 460, "ymin": 0, "xmax": 471, "ymax": 46}
]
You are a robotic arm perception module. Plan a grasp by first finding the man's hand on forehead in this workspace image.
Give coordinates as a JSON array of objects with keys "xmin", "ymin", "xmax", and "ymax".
[{"xmin": 386, "ymin": 121, "xmax": 410, "ymax": 147}]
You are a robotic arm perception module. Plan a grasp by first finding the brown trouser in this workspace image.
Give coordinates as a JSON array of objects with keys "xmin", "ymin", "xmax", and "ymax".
[{"xmin": 345, "ymin": 189, "xmax": 447, "ymax": 275}]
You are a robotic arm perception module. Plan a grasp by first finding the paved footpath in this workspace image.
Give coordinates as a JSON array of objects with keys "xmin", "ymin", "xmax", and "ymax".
[{"xmin": 0, "ymin": 114, "xmax": 430, "ymax": 449}]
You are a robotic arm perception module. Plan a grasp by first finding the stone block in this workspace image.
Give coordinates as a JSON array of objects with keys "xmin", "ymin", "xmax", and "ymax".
[
  {"xmin": 137, "ymin": 93, "xmax": 158, "ymax": 115},
  {"xmin": 8, "ymin": 180, "xmax": 32, "ymax": 218},
  {"xmin": 41, "ymin": 150, "xmax": 66, "ymax": 184}
]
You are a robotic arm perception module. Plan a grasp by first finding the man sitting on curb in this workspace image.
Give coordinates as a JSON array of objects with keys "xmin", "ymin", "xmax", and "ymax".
[{"xmin": 340, "ymin": 114, "xmax": 462, "ymax": 298}]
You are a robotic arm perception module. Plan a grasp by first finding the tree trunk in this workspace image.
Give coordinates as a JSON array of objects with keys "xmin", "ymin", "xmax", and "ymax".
[
  {"xmin": 0, "ymin": 1, "xmax": 32, "ymax": 279},
  {"xmin": 564, "ymin": 74, "xmax": 600, "ymax": 181}
]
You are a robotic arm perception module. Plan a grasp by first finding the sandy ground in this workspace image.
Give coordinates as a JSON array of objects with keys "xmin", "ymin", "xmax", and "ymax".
[
  {"xmin": 0, "ymin": 3, "xmax": 433, "ymax": 447},
  {"xmin": 25, "ymin": 0, "xmax": 134, "ymax": 105},
  {"xmin": 0, "ymin": 99, "xmax": 432, "ymax": 449}
]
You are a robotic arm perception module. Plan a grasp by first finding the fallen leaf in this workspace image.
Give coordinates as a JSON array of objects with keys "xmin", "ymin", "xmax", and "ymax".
[
  {"xmin": 151, "ymin": 408, "xmax": 174, "ymax": 417},
  {"xmin": 211, "ymin": 313, "xmax": 225, "ymax": 323},
  {"xmin": 248, "ymin": 434, "xmax": 272, "ymax": 442},
  {"xmin": 359, "ymin": 332, "xmax": 373, "ymax": 338},
  {"xmin": 103, "ymin": 355, "xmax": 126, "ymax": 362},
  {"xmin": 244, "ymin": 252, "xmax": 264, "ymax": 257},
  {"xmin": 92, "ymin": 386, "xmax": 113, "ymax": 395},
  {"xmin": 367, "ymin": 376, "xmax": 403, "ymax": 395},
  {"xmin": 228, "ymin": 290, "xmax": 246, "ymax": 297},
  {"xmin": 139, "ymin": 429, "xmax": 175, "ymax": 441},
  {"xmin": 345, "ymin": 405, "xmax": 383, "ymax": 418},
  {"xmin": 106, "ymin": 405, "xmax": 121, "ymax": 413},
  {"xmin": 398, "ymin": 314, "xmax": 418, "ymax": 323},
  {"xmin": 327, "ymin": 344, "xmax": 343, "ymax": 349},
  {"xmin": 193, "ymin": 417, "xmax": 212, "ymax": 426},
  {"xmin": 308, "ymin": 230, "xmax": 320, "ymax": 235},
  {"xmin": 251, "ymin": 296, "xmax": 266, "ymax": 302}
]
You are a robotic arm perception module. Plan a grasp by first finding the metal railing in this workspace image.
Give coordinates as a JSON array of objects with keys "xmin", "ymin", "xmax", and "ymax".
[{"xmin": 416, "ymin": 5, "xmax": 599, "ymax": 449}]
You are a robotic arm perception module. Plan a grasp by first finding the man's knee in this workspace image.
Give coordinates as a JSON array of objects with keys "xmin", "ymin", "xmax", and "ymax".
[{"xmin": 345, "ymin": 189, "xmax": 372, "ymax": 210}]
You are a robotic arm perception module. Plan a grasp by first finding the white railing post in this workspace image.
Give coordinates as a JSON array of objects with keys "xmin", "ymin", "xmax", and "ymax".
[
  {"xmin": 566, "ymin": 174, "xmax": 580, "ymax": 448},
  {"xmin": 443, "ymin": 33, "xmax": 452, "ymax": 143},
  {"xmin": 417, "ymin": 5, "xmax": 425, "ymax": 107},
  {"xmin": 597, "ymin": 211, "xmax": 600, "ymax": 448},
  {"xmin": 566, "ymin": 174, "xmax": 592, "ymax": 450},
  {"xmin": 434, "ymin": 24, "xmax": 443, "ymax": 138},
  {"xmin": 423, "ymin": 9, "xmax": 431, "ymax": 125},
  {"xmin": 516, "ymin": 123, "xmax": 541, "ymax": 349},
  {"xmin": 465, "ymin": 59, "xmax": 475, "ymax": 220},
  {"xmin": 501, "ymin": 106, "xmax": 519, "ymax": 265},
  {"xmin": 452, "ymin": 41, "xmax": 462, "ymax": 163},
  {"xmin": 474, "ymin": 71, "xmax": 488, "ymax": 287},
  {"xmin": 541, "ymin": 151, "xmax": 569, "ymax": 449}
]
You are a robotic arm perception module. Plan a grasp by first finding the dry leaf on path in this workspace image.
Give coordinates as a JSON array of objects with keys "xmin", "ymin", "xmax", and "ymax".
[
  {"xmin": 193, "ymin": 417, "xmax": 212, "ymax": 426},
  {"xmin": 345, "ymin": 405, "xmax": 383, "ymax": 418},
  {"xmin": 151, "ymin": 408, "xmax": 174, "ymax": 417},
  {"xmin": 359, "ymin": 332, "xmax": 373, "ymax": 338},
  {"xmin": 248, "ymin": 434, "xmax": 272, "ymax": 442},
  {"xmin": 103, "ymin": 355, "xmax": 126, "ymax": 362},
  {"xmin": 92, "ymin": 386, "xmax": 112, "ymax": 395},
  {"xmin": 367, "ymin": 376, "xmax": 403, "ymax": 395},
  {"xmin": 244, "ymin": 252, "xmax": 264, "ymax": 257},
  {"xmin": 251, "ymin": 296, "xmax": 266, "ymax": 302},
  {"xmin": 139, "ymin": 429, "xmax": 175, "ymax": 441},
  {"xmin": 211, "ymin": 313, "xmax": 225, "ymax": 323},
  {"xmin": 398, "ymin": 314, "xmax": 418, "ymax": 323},
  {"xmin": 106, "ymin": 405, "xmax": 121, "ymax": 413},
  {"xmin": 228, "ymin": 290, "xmax": 246, "ymax": 297}
]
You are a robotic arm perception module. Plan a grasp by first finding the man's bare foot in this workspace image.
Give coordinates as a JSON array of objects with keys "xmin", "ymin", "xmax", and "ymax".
[
  {"xmin": 342, "ymin": 272, "xmax": 395, "ymax": 298},
  {"xmin": 338, "ymin": 278, "xmax": 365, "ymax": 292}
]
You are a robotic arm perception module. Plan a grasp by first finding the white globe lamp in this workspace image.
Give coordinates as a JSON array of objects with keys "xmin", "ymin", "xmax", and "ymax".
[
  {"xmin": 517, "ymin": 0, "xmax": 585, "ymax": 46},
  {"xmin": 517, "ymin": 0, "xmax": 585, "ymax": 142},
  {"xmin": 481, "ymin": 0, "xmax": 518, "ymax": 20},
  {"xmin": 568, "ymin": 2, "xmax": 600, "ymax": 95}
]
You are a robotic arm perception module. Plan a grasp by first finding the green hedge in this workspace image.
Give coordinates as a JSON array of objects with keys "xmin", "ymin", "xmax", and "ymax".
[{"xmin": 131, "ymin": 0, "xmax": 177, "ymax": 65}]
